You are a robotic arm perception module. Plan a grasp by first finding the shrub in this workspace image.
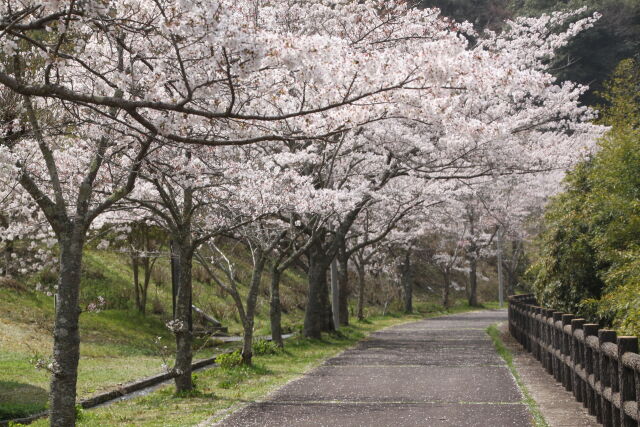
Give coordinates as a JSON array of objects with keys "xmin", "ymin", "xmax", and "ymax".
[
  {"xmin": 216, "ymin": 350, "xmax": 242, "ymax": 369},
  {"xmin": 253, "ymin": 339, "xmax": 280, "ymax": 356}
]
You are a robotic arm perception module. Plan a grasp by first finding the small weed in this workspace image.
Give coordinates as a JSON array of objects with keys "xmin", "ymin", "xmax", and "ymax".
[
  {"xmin": 192, "ymin": 374, "xmax": 199, "ymax": 389},
  {"xmin": 174, "ymin": 389, "xmax": 204, "ymax": 398},
  {"xmin": 329, "ymin": 329, "xmax": 347, "ymax": 339},
  {"xmin": 75, "ymin": 404, "xmax": 85, "ymax": 421}
]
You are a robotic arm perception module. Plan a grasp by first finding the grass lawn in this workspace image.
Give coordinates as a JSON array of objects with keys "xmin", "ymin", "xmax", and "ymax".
[{"xmin": 0, "ymin": 247, "xmax": 307, "ymax": 421}]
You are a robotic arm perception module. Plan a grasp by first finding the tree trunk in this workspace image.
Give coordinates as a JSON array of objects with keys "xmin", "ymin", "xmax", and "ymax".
[
  {"xmin": 3, "ymin": 239, "xmax": 13, "ymax": 277},
  {"xmin": 141, "ymin": 256, "xmax": 152, "ymax": 316},
  {"xmin": 505, "ymin": 240, "xmax": 522, "ymax": 297},
  {"xmin": 496, "ymin": 227, "xmax": 504, "ymax": 307},
  {"xmin": 401, "ymin": 252, "xmax": 412, "ymax": 314},
  {"xmin": 330, "ymin": 257, "xmax": 340, "ymax": 329},
  {"xmin": 442, "ymin": 271, "xmax": 451, "ymax": 308},
  {"xmin": 0, "ymin": 215, "xmax": 12, "ymax": 277},
  {"xmin": 269, "ymin": 267, "xmax": 284, "ymax": 348},
  {"xmin": 468, "ymin": 255, "xmax": 479, "ymax": 306},
  {"xmin": 506, "ymin": 267, "xmax": 517, "ymax": 297},
  {"xmin": 356, "ymin": 263, "xmax": 366, "ymax": 321},
  {"xmin": 173, "ymin": 242, "xmax": 193, "ymax": 392},
  {"xmin": 50, "ymin": 234, "xmax": 84, "ymax": 427},
  {"xmin": 241, "ymin": 249, "xmax": 266, "ymax": 365},
  {"xmin": 337, "ymin": 246, "xmax": 349, "ymax": 326},
  {"xmin": 132, "ymin": 255, "xmax": 141, "ymax": 312},
  {"xmin": 303, "ymin": 243, "xmax": 333, "ymax": 338}
]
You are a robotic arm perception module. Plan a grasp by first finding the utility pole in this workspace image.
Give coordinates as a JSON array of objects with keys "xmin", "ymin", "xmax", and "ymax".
[{"xmin": 497, "ymin": 226, "xmax": 504, "ymax": 308}]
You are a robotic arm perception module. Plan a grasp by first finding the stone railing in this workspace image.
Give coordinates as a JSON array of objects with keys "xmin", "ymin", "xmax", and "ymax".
[{"xmin": 509, "ymin": 294, "xmax": 640, "ymax": 427}]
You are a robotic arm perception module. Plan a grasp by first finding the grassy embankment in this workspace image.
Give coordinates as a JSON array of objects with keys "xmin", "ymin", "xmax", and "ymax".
[{"xmin": 0, "ymin": 246, "xmax": 310, "ymax": 421}]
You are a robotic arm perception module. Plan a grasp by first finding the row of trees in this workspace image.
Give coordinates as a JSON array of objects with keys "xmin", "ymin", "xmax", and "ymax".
[{"xmin": 0, "ymin": 1, "xmax": 602, "ymax": 425}]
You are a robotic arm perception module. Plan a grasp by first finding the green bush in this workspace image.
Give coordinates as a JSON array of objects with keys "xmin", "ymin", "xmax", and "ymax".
[
  {"xmin": 216, "ymin": 351, "xmax": 242, "ymax": 369},
  {"xmin": 253, "ymin": 339, "xmax": 280, "ymax": 356}
]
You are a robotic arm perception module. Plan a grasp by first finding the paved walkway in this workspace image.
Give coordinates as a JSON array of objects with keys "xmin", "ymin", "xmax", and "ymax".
[{"xmin": 216, "ymin": 310, "xmax": 532, "ymax": 426}]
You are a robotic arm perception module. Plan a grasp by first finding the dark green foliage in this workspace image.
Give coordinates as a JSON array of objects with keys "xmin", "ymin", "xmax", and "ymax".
[
  {"xmin": 418, "ymin": 0, "xmax": 512, "ymax": 30},
  {"xmin": 528, "ymin": 162, "xmax": 606, "ymax": 312},
  {"xmin": 530, "ymin": 59, "xmax": 640, "ymax": 334},
  {"xmin": 512, "ymin": 0, "xmax": 640, "ymax": 106}
]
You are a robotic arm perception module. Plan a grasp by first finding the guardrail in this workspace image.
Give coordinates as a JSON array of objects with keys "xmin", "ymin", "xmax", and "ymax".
[{"xmin": 509, "ymin": 294, "xmax": 640, "ymax": 427}]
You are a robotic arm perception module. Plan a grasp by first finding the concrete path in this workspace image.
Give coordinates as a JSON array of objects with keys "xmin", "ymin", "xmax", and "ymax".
[{"xmin": 216, "ymin": 310, "xmax": 532, "ymax": 426}]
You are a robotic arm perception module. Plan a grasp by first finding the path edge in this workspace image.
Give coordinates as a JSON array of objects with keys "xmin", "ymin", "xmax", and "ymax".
[{"xmin": 487, "ymin": 322, "xmax": 549, "ymax": 427}]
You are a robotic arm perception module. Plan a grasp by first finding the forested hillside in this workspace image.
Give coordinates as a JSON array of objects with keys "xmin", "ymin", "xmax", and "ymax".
[{"xmin": 421, "ymin": 0, "xmax": 640, "ymax": 104}]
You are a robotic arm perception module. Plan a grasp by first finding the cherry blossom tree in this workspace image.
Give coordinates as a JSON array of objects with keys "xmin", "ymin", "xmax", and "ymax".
[
  {"xmin": 479, "ymin": 171, "xmax": 567, "ymax": 297},
  {"xmin": 113, "ymin": 143, "xmax": 250, "ymax": 390},
  {"xmin": 0, "ymin": 95, "xmax": 152, "ymax": 426},
  {"xmin": 95, "ymin": 219, "xmax": 165, "ymax": 315},
  {"xmin": 0, "ymin": 0, "xmax": 433, "ymax": 148},
  {"xmin": 422, "ymin": 215, "xmax": 468, "ymax": 308},
  {"xmin": 193, "ymin": 149, "xmax": 327, "ymax": 363},
  {"xmin": 334, "ymin": 177, "xmax": 440, "ymax": 324}
]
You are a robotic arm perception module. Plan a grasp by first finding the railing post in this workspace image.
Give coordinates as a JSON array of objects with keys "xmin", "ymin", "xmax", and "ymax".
[
  {"xmin": 507, "ymin": 296, "xmax": 514, "ymax": 336},
  {"xmin": 515, "ymin": 302, "xmax": 521, "ymax": 344},
  {"xmin": 527, "ymin": 305, "xmax": 534, "ymax": 352},
  {"xmin": 513, "ymin": 301, "xmax": 520, "ymax": 343},
  {"xmin": 519, "ymin": 303, "xmax": 526, "ymax": 347},
  {"xmin": 617, "ymin": 336, "xmax": 638, "ymax": 427},
  {"xmin": 520, "ymin": 302, "xmax": 525, "ymax": 344},
  {"xmin": 534, "ymin": 307, "xmax": 542, "ymax": 361},
  {"xmin": 571, "ymin": 318, "xmax": 585, "ymax": 402},
  {"xmin": 599, "ymin": 329, "xmax": 617, "ymax": 427},
  {"xmin": 562, "ymin": 314, "xmax": 575, "ymax": 391},
  {"xmin": 523, "ymin": 304, "xmax": 529, "ymax": 350},
  {"xmin": 545, "ymin": 309, "xmax": 554, "ymax": 375},
  {"xmin": 584, "ymin": 323, "xmax": 599, "ymax": 416},
  {"xmin": 553, "ymin": 312, "xmax": 563, "ymax": 382}
]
